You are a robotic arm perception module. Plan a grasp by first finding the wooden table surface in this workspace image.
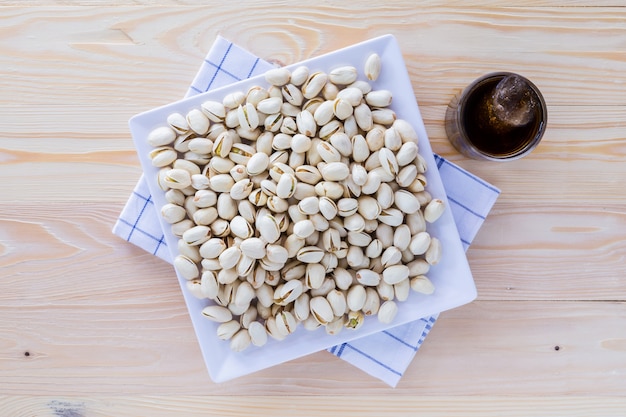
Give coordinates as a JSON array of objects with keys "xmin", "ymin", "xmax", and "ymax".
[{"xmin": 2, "ymin": 1, "xmax": 625, "ymax": 415}]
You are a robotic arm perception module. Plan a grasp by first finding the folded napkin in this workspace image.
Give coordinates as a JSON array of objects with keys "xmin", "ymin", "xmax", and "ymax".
[{"xmin": 113, "ymin": 36, "xmax": 500, "ymax": 387}]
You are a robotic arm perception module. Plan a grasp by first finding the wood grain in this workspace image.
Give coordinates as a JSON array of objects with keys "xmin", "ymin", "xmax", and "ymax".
[{"xmin": 1, "ymin": 1, "xmax": 626, "ymax": 415}]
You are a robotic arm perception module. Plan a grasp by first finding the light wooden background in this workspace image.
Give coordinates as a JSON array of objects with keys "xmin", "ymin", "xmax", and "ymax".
[{"xmin": 1, "ymin": 1, "xmax": 625, "ymax": 416}]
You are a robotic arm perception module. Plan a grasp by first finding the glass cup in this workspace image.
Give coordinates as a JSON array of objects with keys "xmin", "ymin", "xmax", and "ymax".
[{"xmin": 445, "ymin": 72, "xmax": 547, "ymax": 161}]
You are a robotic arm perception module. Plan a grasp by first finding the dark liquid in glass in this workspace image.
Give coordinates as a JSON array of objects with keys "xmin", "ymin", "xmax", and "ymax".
[{"xmin": 462, "ymin": 77, "xmax": 542, "ymax": 157}]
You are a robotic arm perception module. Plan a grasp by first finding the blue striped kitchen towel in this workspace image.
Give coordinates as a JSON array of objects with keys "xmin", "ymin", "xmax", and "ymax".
[{"xmin": 112, "ymin": 36, "xmax": 500, "ymax": 387}]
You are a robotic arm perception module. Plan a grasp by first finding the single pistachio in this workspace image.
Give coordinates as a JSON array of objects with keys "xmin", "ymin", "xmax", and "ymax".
[
  {"xmin": 265, "ymin": 316, "xmax": 286, "ymax": 341},
  {"xmin": 264, "ymin": 112, "xmax": 283, "ymax": 132},
  {"xmin": 256, "ymin": 96, "xmax": 283, "ymax": 114},
  {"xmin": 394, "ymin": 278, "xmax": 411, "ymax": 302},
  {"xmin": 396, "ymin": 141, "xmax": 419, "ymax": 166},
  {"xmin": 293, "ymin": 219, "xmax": 315, "ymax": 239},
  {"xmin": 393, "ymin": 224, "xmax": 412, "ymax": 252},
  {"xmin": 424, "ymin": 198, "xmax": 446, "ymax": 223},
  {"xmin": 377, "ymin": 281, "xmax": 395, "ymax": 302},
  {"xmin": 364, "ymin": 52, "xmax": 381, "ymax": 81},
  {"xmin": 161, "ymin": 203, "xmax": 187, "ymax": 224},
  {"xmin": 310, "ymin": 296, "xmax": 335, "ymax": 325},
  {"xmin": 265, "ymin": 244, "xmax": 289, "ymax": 265},
  {"xmin": 257, "ymin": 213, "xmax": 281, "ymax": 243},
  {"xmin": 149, "ymin": 147, "xmax": 177, "ymax": 167},
  {"xmin": 246, "ymin": 152, "xmax": 270, "ymax": 176},
  {"xmin": 276, "ymin": 173, "xmax": 297, "ymax": 199},
  {"xmin": 229, "ymin": 142, "xmax": 256, "ymax": 165},
  {"xmin": 209, "ymin": 174, "xmax": 235, "ymax": 193},
  {"xmin": 309, "ymin": 213, "xmax": 329, "ymax": 232},
  {"xmin": 362, "ymin": 287, "xmax": 380, "ymax": 316},
  {"xmin": 218, "ymin": 246, "xmax": 242, "ymax": 270},
  {"xmin": 356, "ymin": 269, "xmax": 381, "ymax": 286},
  {"xmin": 198, "ymin": 270, "xmax": 218, "ymax": 299},
  {"xmin": 178, "ymin": 239, "xmax": 201, "ymax": 263},
  {"xmin": 296, "ymin": 246, "xmax": 325, "ymax": 263},
  {"xmin": 230, "ymin": 178, "xmax": 254, "ymax": 200},
  {"xmin": 329, "ymin": 65, "xmax": 358, "ymax": 85},
  {"xmin": 290, "ymin": 134, "xmax": 312, "ymax": 154},
  {"xmin": 272, "ymin": 132, "xmax": 292, "ymax": 151},
  {"xmin": 378, "ymin": 147, "xmax": 399, "ymax": 177},
  {"xmin": 326, "ymin": 289, "xmax": 347, "ymax": 317},
  {"xmin": 394, "ymin": 189, "xmax": 421, "ymax": 214},
  {"xmin": 248, "ymin": 321, "xmax": 268, "ymax": 347},
  {"xmin": 354, "ymin": 102, "xmax": 374, "ymax": 132},
  {"xmin": 230, "ymin": 329, "xmax": 252, "ymax": 352},
  {"xmin": 239, "ymin": 237, "xmax": 266, "ymax": 260},
  {"xmin": 365, "ymin": 239, "xmax": 384, "ymax": 259},
  {"xmin": 266, "ymin": 195, "xmax": 289, "ymax": 213},
  {"xmin": 248, "ymin": 188, "xmax": 268, "ymax": 207},
  {"xmin": 181, "ymin": 225, "xmax": 211, "ymax": 246},
  {"xmin": 346, "ymin": 245, "xmax": 365, "ymax": 269},
  {"xmin": 199, "ymin": 238, "xmax": 226, "ymax": 259},
  {"xmin": 318, "ymin": 119, "xmax": 344, "ymax": 140},
  {"xmin": 282, "ymin": 83, "xmax": 304, "ymax": 107},
  {"xmin": 190, "ymin": 174, "xmax": 210, "ymax": 190},
  {"xmin": 348, "ymin": 79, "xmax": 373, "ymax": 94},
  {"xmin": 415, "ymin": 190, "xmax": 433, "ymax": 207},
  {"xmin": 366, "ymin": 89, "xmax": 393, "ymax": 108},
  {"xmin": 315, "ymin": 181, "xmax": 345, "ymax": 200},
  {"xmin": 173, "ymin": 255, "xmax": 199, "ymax": 280},
  {"xmin": 409, "ymin": 231, "xmax": 431, "ymax": 256},
  {"xmin": 192, "ymin": 207, "xmax": 219, "ymax": 226},
  {"xmin": 288, "ymin": 65, "xmax": 309, "ymax": 86},
  {"xmin": 201, "ymin": 257, "xmax": 222, "ymax": 272},
  {"xmin": 396, "ymin": 164, "xmax": 418, "ymax": 188},
  {"xmin": 325, "ymin": 317, "xmax": 344, "ymax": 336},
  {"xmin": 217, "ymin": 320, "xmax": 241, "ymax": 341},
  {"xmin": 351, "ymin": 134, "xmax": 370, "ymax": 163},
  {"xmin": 410, "ymin": 275, "xmax": 435, "ymax": 295},
  {"xmin": 345, "ymin": 310, "xmax": 365, "ymax": 330},
  {"xmin": 383, "ymin": 127, "xmax": 402, "ymax": 152},
  {"xmin": 264, "ymin": 67, "xmax": 291, "ymax": 86},
  {"xmin": 318, "ymin": 196, "xmax": 338, "ymax": 221},
  {"xmin": 346, "ymin": 284, "xmax": 367, "ymax": 311},
  {"xmin": 317, "ymin": 141, "xmax": 342, "ymax": 163},
  {"xmin": 171, "ymin": 219, "xmax": 194, "ymax": 237},
  {"xmin": 347, "ymin": 231, "xmax": 372, "ymax": 248},
  {"xmin": 274, "ymin": 279, "xmax": 304, "ymax": 306},
  {"xmin": 320, "ymin": 162, "xmax": 350, "ymax": 181},
  {"xmin": 303, "ymin": 97, "xmax": 323, "ymax": 114},
  {"xmin": 372, "ymin": 108, "xmax": 397, "ymax": 126},
  {"xmin": 201, "ymin": 305, "xmax": 233, "ymax": 323},
  {"xmin": 425, "ymin": 237, "xmax": 442, "ymax": 266},
  {"xmin": 377, "ymin": 300, "xmax": 398, "ymax": 324},
  {"xmin": 163, "ymin": 168, "xmax": 192, "ymax": 190},
  {"xmin": 382, "ymin": 264, "xmax": 410, "ymax": 285},
  {"xmin": 337, "ymin": 198, "xmax": 359, "ymax": 217},
  {"xmin": 378, "ymin": 208, "xmax": 404, "ymax": 227},
  {"xmin": 209, "ymin": 155, "xmax": 236, "ymax": 173},
  {"xmin": 165, "ymin": 188, "xmax": 185, "ymax": 206},
  {"xmin": 302, "ymin": 71, "xmax": 328, "ymax": 99},
  {"xmin": 268, "ymin": 161, "xmax": 294, "ymax": 182},
  {"xmin": 200, "ymin": 100, "xmax": 226, "ymax": 123},
  {"xmin": 293, "ymin": 293, "xmax": 311, "ymax": 322},
  {"xmin": 284, "ymin": 233, "xmax": 306, "ymax": 258},
  {"xmin": 209, "ymin": 218, "xmax": 230, "ymax": 237},
  {"xmin": 356, "ymin": 195, "xmax": 381, "ymax": 220},
  {"xmin": 392, "ymin": 119, "xmax": 419, "ymax": 143},
  {"xmin": 351, "ymin": 163, "xmax": 368, "ymax": 186},
  {"xmin": 186, "ymin": 108, "xmax": 210, "ymax": 135},
  {"xmin": 381, "ymin": 246, "xmax": 402, "ymax": 268},
  {"xmin": 295, "ymin": 110, "xmax": 316, "ymax": 137},
  {"xmin": 280, "ymin": 115, "xmax": 298, "ymax": 134},
  {"xmin": 294, "ymin": 165, "xmax": 321, "ymax": 185},
  {"xmin": 361, "ymin": 170, "xmax": 382, "ymax": 195},
  {"xmin": 147, "ymin": 125, "xmax": 176, "ymax": 147},
  {"xmin": 333, "ymin": 97, "xmax": 353, "ymax": 120}
]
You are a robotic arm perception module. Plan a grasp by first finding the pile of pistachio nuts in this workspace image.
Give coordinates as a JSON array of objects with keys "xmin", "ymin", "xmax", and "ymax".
[{"xmin": 146, "ymin": 52, "xmax": 445, "ymax": 352}]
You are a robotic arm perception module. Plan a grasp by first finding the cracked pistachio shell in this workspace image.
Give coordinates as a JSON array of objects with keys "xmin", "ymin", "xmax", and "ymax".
[
  {"xmin": 201, "ymin": 100, "xmax": 226, "ymax": 123},
  {"xmin": 394, "ymin": 190, "xmax": 421, "ymax": 214},
  {"xmin": 210, "ymin": 218, "xmax": 230, "ymax": 237},
  {"xmin": 295, "ymin": 110, "xmax": 316, "ymax": 137},
  {"xmin": 381, "ymin": 246, "xmax": 402, "ymax": 268},
  {"xmin": 218, "ymin": 246, "xmax": 242, "ymax": 270},
  {"xmin": 378, "ymin": 208, "xmax": 404, "ymax": 227},
  {"xmin": 274, "ymin": 279, "xmax": 303, "ymax": 306},
  {"xmin": 315, "ymin": 181, "xmax": 344, "ymax": 200},
  {"xmin": 230, "ymin": 179, "xmax": 254, "ymax": 201},
  {"xmin": 246, "ymin": 152, "xmax": 270, "ymax": 176},
  {"xmin": 318, "ymin": 196, "xmax": 338, "ymax": 220},
  {"xmin": 393, "ymin": 224, "xmax": 412, "ymax": 252},
  {"xmin": 199, "ymin": 238, "xmax": 226, "ymax": 259},
  {"xmin": 230, "ymin": 142, "xmax": 256, "ymax": 165},
  {"xmin": 295, "ymin": 165, "xmax": 322, "ymax": 185},
  {"xmin": 409, "ymin": 231, "xmax": 431, "ymax": 256},
  {"xmin": 201, "ymin": 305, "xmax": 233, "ymax": 323},
  {"xmin": 282, "ymin": 83, "xmax": 304, "ymax": 107},
  {"xmin": 257, "ymin": 213, "xmax": 281, "ymax": 243},
  {"xmin": 396, "ymin": 164, "xmax": 418, "ymax": 188},
  {"xmin": 182, "ymin": 225, "xmax": 211, "ymax": 246},
  {"xmin": 310, "ymin": 296, "xmax": 334, "ymax": 325},
  {"xmin": 362, "ymin": 287, "xmax": 380, "ymax": 316},
  {"xmin": 149, "ymin": 147, "xmax": 177, "ymax": 167},
  {"xmin": 217, "ymin": 320, "xmax": 241, "ymax": 341},
  {"xmin": 293, "ymin": 219, "xmax": 315, "ymax": 239},
  {"xmin": 173, "ymin": 255, "xmax": 199, "ymax": 280},
  {"xmin": 276, "ymin": 173, "xmax": 297, "ymax": 199},
  {"xmin": 345, "ymin": 310, "xmax": 365, "ymax": 330},
  {"xmin": 396, "ymin": 141, "xmax": 419, "ymax": 167},
  {"xmin": 326, "ymin": 289, "xmax": 347, "ymax": 318},
  {"xmin": 275, "ymin": 310, "xmax": 298, "ymax": 336},
  {"xmin": 354, "ymin": 102, "xmax": 373, "ymax": 132},
  {"xmin": 186, "ymin": 108, "xmax": 210, "ymax": 135},
  {"xmin": 230, "ymin": 329, "xmax": 252, "ymax": 352},
  {"xmin": 378, "ymin": 147, "xmax": 399, "ymax": 176},
  {"xmin": 163, "ymin": 168, "xmax": 192, "ymax": 190},
  {"xmin": 302, "ymin": 71, "xmax": 328, "ymax": 99},
  {"xmin": 329, "ymin": 65, "xmax": 358, "ymax": 85},
  {"xmin": 230, "ymin": 216, "xmax": 254, "ymax": 239},
  {"xmin": 296, "ymin": 246, "xmax": 325, "ymax": 263},
  {"xmin": 161, "ymin": 203, "xmax": 186, "ymax": 224},
  {"xmin": 351, "ymin": 134, "xmax": 370, "ymax": 163}
]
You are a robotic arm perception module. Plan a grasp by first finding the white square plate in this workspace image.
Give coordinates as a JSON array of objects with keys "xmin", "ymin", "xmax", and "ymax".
[{"xmin": 129, "ymin": 34, "xmax": 476, "ymax": 383}]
